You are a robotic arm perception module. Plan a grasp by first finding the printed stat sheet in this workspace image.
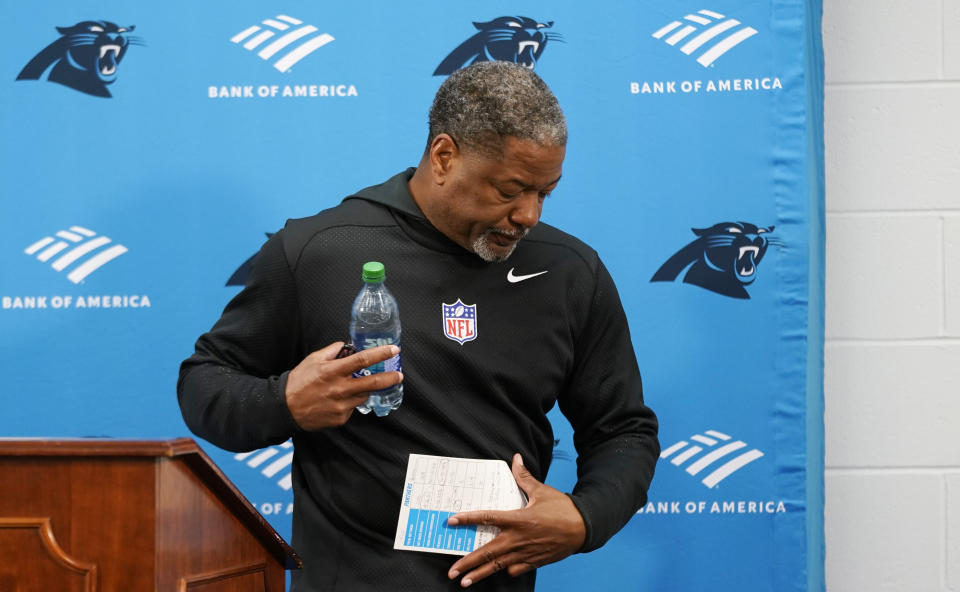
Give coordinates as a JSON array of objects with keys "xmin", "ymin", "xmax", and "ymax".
[{"xmin": 394, "ymin": 454, "xmax": 527, "ymax": 555}]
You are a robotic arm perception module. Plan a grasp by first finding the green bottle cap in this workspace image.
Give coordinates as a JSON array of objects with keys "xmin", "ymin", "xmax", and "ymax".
[{"xmin": 362, "ymin": 261, "xmax": 385, "ymax": 282}]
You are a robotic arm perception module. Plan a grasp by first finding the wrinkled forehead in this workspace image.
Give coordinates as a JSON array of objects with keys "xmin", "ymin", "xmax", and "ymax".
[{"xmin": 463, "ymin": 137, "xmax": 564, "ymax": 185}]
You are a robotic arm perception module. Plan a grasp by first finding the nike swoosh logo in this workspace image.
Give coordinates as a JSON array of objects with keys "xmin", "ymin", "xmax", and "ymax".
[{"xmin": 507, "ymin": 268, "xmax": 549, "ymax": 283}]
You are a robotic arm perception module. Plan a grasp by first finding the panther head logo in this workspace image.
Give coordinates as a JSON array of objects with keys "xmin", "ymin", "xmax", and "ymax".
[
  {"xmin": 226, "ymin": 233, "xmax": 274, "ymax": 287},
  {"xmin": 651, "ymin": 222, "xmax": 782, "ymax": 299},
  {"xmin": 434, "ymin": 16, "xmax": 562, "ymax": 76},
  {"xmin": 16, "ymin": 21, "xmax": 143, "ymax": 98}
]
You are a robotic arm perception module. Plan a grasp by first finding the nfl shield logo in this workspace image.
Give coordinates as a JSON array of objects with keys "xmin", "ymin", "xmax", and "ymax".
[{"xmin": 442, "ymin": 299, "xmax": 478, "ymax": 345}]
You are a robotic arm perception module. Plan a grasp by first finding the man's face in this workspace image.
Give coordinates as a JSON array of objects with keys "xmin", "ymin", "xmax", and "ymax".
[{"xmin": 434, "ymin": 136, "xmax": 565, "ymax": 262}]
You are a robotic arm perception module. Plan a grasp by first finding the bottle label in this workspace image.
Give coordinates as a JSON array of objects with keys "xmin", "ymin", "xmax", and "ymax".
[
  {"xmin": 351, "ymin": 338, "xmax": 402, "ymax": 378},
  {"xmin": 383, "ymin": 351, "xmax": 401, "ymax": 373}
]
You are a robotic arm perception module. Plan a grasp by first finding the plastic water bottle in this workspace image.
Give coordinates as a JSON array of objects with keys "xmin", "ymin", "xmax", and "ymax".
[{"xmin": 350, "ymin": 261, "xmax": 403, "ymax": 416}]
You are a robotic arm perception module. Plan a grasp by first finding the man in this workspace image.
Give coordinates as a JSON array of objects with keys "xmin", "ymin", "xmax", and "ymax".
[{"xmin": 178, "ymin": 61, "xmax": 658, "ymax": 591}]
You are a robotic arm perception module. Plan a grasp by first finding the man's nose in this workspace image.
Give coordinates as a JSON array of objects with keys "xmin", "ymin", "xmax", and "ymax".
[{"xmin": 509, "ymin": 192, "xmax": 542, "ymax": 229}]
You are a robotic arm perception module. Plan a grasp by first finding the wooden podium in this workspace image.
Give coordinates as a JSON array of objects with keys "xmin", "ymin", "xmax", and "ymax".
[{"xmin": 0, "ymin": 438, "xmax": 300, "ymax": 591}]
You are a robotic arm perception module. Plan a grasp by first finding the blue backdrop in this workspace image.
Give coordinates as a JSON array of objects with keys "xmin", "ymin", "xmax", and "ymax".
[{"xmin": 1, "ymin": 1, "xmax": 824, "ymax": 590}]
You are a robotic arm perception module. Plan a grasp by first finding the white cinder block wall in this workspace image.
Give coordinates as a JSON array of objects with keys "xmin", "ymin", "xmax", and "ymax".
[{"xmin": 823, "ymin": 1, "xmax": 960, "ymax": 590}]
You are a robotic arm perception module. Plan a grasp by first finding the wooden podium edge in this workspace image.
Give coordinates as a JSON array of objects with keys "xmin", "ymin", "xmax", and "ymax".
[
  {"xmin": 0, "ymin": 437, "xmax": 194, "ymax": 457},
  {"xmin": 0, "ymin": 438, "xmax": 302, "ymax": 570},
  {"xmin": 174, "ymin": 441, "xmax": 303, "ymax": 570}
]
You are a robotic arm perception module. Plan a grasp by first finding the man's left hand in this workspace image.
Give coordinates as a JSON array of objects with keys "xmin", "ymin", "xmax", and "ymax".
[{"xmin": 446, "ymin": 453, "xmax": 586, "ymax": 588}]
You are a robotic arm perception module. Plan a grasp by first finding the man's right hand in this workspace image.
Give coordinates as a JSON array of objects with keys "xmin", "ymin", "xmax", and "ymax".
[{"xmin": 285, "ymin": 341, "xmax": 403, "ymax": 430}]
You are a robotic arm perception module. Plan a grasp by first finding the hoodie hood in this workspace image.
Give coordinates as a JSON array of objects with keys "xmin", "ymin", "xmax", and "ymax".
[{"xmin": 344, "ymin": 168, "xmax": 469, "ymax": 256}]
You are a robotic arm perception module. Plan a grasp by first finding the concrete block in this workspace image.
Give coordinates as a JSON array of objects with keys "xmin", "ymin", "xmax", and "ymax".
[
  {"xmin": 949, "ymin": 474, "xmax": 960, "ymax": 590},
  {"xmin": 826, "ymin": 472, "xmax": 942, "ymax": 591},
  {"xmin": 945, "ymin": 216, "xmax": 960, "ymax": 336},
  {"xmin": 826, "ymin": 216, "xmax": 941, "ymax": 339},
  {"xmin": 826, "ymin": 343, "xmax": 960, "ymax": 466},
  {"xmin": 946, "ymin": 0, "xmax": 960, "ymax": 79},
  {"xmin": 826, "ymin": 87, "xmax": 960, "ymax": 211},
  {"xmin": 823, "ymin": 0, "xmax": 942, "ymax": 83}
]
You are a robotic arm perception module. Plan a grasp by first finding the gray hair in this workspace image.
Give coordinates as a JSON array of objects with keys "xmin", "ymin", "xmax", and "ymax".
[{"xmin": 427, "ymin": 61, "xmax": 567, "ymax": 156}]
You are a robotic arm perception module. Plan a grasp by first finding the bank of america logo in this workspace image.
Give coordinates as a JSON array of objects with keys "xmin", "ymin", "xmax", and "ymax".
[
  {"xmin": 234, "ymin": 441, "xmax": 293, "ymax": 491},
  {"xmin": 230, "ymin": 15, "xmax": 334, "ymax": 72},
  {"xmin": 660, "ymin": 429, "xmax": 763, "ymax": 488},
  {"xmin": 24, "ymin": 226, "xmax": 127, "ymax": 284},
  {"xmin": 652, "ymin": 9, "xmax": 758, "ymax": 67}
]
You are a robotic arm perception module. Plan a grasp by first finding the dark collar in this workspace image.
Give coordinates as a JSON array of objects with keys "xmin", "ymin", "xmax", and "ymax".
[
  {"xmin": 345, "ymin": 168, "xmax": 425, "ymax": 220},
  {"xmin": 345, "ymin": 168, "xmax": 473, "ymax": 257}
]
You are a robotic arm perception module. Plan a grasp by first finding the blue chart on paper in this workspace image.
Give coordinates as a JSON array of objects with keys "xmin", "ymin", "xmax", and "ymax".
[{"xmin": 403, "ymin": 510, "xmax": 477, "ymax": 553}]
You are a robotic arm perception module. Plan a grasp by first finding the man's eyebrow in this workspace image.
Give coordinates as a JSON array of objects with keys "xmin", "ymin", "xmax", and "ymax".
[{"xmin": 501, "ymin": 174, "xmax": 563, "ymax": 188}]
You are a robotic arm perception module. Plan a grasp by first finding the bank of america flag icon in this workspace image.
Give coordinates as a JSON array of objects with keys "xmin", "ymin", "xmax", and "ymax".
[
  {"xmin": 24, "ymin": 226, "xmax": 127, "ymax": 284},
  {"xmin": 231, "ymin": 15, "xmax": 334, "ymax": 72},
  {"xmin": 234, "ymin": 440, "xmax": 294, "ymax": 491},
  {"xmin": 652, "ymin": 9, "xmax": 758, "ymax": 67},
  {"xmin": 660, "ymin": 429, "xmax": 764, "ymax": 488}
]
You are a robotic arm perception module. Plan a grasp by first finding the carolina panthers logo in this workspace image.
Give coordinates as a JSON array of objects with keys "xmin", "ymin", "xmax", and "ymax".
[
  {"xmin": 434, "ymin": 16, "xmax": 562, "ymax": 75},
  {"xmin": 651, "ymin": 222, "xmax": 782, "ymax": 299},
  {"xmin": 17, "ymin": 21, "xmax": 143, "ymax": 98}
]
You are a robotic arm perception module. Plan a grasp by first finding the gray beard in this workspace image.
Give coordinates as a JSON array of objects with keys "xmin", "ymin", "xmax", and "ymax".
[{"xmin": 472, "ymin": 228, "xmax": 527, "ymax": 262}]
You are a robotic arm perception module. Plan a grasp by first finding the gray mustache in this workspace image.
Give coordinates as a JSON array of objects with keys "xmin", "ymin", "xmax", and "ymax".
[{"xmin": 488, "ymin": 228, "xmax": 528, "ymax": 240}]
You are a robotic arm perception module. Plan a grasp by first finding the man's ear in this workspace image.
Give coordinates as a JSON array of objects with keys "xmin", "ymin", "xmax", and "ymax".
[{"xmin": 428, "ymin": 134, "xmax": 459, "ymax": 185}]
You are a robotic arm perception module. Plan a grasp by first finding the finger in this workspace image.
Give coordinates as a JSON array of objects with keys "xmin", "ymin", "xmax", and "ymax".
[
  {"xmin": 448, "ymin": 539, "xmax": 504, "ymax": 577},
  {"xmin": 448, "ymin": 545, "xmax": 501, "ymax": 583},
  {"xmin": 314, "ymin": 341, "xmax": 347, "ymax": 361},
  {"xmin": 511, "ymin": 453, "xmax": 541, "ymax": 498},
  {"xmin": 345, "ymin": 370, "xmax": 403, "ymax": 396},
  {"xmin": 456, "ymin": 550, "xmax": 527, "ymax": 588},
  {"xmin": 506, "ymin": 561, "xmax": 537, "ymax": 577},
  {"xmin": 447, "ymin": 509, "xmax": 512, "ymax": 528},
  {"xmin": 338, "ymin": 344, "xmax": 400, "ymax": 374},
  {"xmin": 324, "ymin": 373, "xmax": 403, "ymax": 404}
]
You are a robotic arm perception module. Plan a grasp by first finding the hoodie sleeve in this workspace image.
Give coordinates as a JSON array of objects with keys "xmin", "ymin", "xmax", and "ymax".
[
  {"xmin": 177, "ymin": 231, "xmax": 303, "ymax": 452},
  {"xmin": 558, "ymin": 259, "xmax": 660, "ymax": 552}
]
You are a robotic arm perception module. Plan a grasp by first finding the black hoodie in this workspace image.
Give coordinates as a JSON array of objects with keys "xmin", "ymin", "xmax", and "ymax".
[{"xmin": 178, "ymin": 169, "xmax": 659, "ymax": 591}]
